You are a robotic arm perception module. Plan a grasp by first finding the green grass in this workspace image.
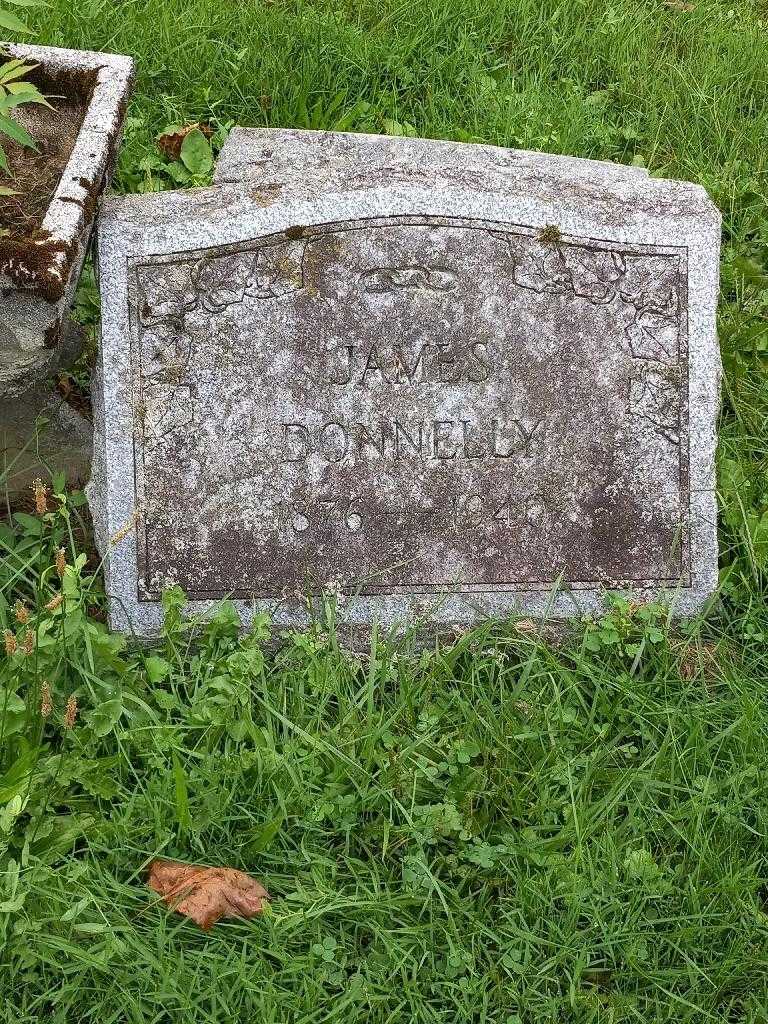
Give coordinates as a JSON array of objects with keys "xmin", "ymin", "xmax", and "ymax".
[{"xmin": 2, "ymin": 1, "xmax": 768, "ymax": 1021}]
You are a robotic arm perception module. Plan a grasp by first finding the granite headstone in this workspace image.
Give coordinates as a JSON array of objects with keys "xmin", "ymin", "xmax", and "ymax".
[{"xmin": 90, "ymin": 130, "xmax": 721, "ymax": 636}]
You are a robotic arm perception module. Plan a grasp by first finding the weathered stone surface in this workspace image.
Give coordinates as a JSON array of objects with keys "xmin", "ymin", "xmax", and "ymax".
[
  {"xmin": 213, "ymin": 128, "xmax": 651, "ymax": 191},
  {"xmin": 1, "ymin": 380, "xmax": 92, "ymax": 497},
  {"xmin": 0, "ymin": 43, "xmax": 134, "ymax": 399},
  {"xmin": 91, "ymin": 131, "xmax": 721, "ymax": 637}
]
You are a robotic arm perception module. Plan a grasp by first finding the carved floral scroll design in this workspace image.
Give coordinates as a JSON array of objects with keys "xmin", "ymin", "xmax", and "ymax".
[
  {"xmin": 135, "ymin": 237, "xmax": 307, "ymax": 441},
  {"xmin": 510, "ymin": 238, "xmax": 681, "ymax": 365},
  {"xmin": 629, "ymin": 364, "xmax": 682, "ymax": 446},
  {"xmin": 360, "ymin": 265, "xmax": 457, "ymax": 294},
  {"xmin": 138, "ymin": 238, "xmax": 307, "ymax": 326}
]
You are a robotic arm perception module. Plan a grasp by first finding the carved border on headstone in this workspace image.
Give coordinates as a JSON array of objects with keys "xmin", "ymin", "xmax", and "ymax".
[
  {"xmin": 137, "ymin": 238, "xmax": 307, "ymax": 325},
  {"xmin": 133, "ymin": 237, "xmax": 308, "ymax": 447},
  {"xmin": 510, "ymin": 239, "xmax": 680, "ymax": 364},
  {"xmin": 629, "ymin": 363, "xmax": 682, "ymax": 446},
  {"xmin": 127, "ymin": 215, "xmax": 689, "ymax": 601}
]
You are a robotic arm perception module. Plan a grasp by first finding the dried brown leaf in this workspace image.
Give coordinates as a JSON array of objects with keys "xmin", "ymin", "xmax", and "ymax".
[
  {"xmin": 663, "ymin": 0, "xmax": 695, "ymax": 9},
  {"xmin": 157, "ymin": 123, "xmax": 214, "ymax": 162},
  {"xmin": 147, "ymin": 859, "xmax": 270, "ymax": 930}
]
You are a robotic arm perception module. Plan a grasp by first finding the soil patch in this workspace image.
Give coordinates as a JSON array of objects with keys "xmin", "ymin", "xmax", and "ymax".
[{"xmin": 0, "ymin": 60, "xmax": 95, "ymax": 238}]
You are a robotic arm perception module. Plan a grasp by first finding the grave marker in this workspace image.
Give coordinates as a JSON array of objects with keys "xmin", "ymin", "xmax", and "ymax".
[{"xmin": 90, "ymin": 130, "xmax": 721, "ymax": 635}]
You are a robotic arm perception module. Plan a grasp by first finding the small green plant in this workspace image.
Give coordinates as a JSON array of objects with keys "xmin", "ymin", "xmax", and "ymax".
[
  {"xmin": 0, "ymin": 0, "xmax": 40, "ymax": 36},
  {"xmin": 0, "ymin": 57, "xmax": 49, "ymax": 185},
  {"xmin": 115, "ymin": 118, "xmax": 230, "ymax": 193},
  {"xmin": 0, "ymin": 1, "xmax": 49, "ymax": 191}
]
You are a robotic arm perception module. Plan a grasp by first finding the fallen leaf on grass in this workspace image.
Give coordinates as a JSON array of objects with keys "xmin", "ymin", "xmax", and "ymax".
[
  {"xmin": 147, "ymin": 859, "xmax": 269, "ymax": 930},
  {"xmin": 663, "ymin": 0, "xmax": 695, "ymax": 9},
  {"xmin": 156, "ymin": 122, "xmax": 213, "ymax": 161}
]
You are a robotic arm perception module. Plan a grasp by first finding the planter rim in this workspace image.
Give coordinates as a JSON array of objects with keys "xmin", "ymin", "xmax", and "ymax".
[{"xmin": 1, "ymin": 41, "xmax": 134, "ymax": 296}]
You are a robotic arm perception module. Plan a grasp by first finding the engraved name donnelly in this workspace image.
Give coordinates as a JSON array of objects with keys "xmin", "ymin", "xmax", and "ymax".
[{"xmin": 281, "ymin": 417, "xmax": 544, "ymax": 463}]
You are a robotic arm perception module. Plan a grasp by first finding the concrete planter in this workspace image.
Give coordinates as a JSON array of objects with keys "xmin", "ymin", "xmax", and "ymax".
[{"xmin": 0, "ymin": 42, "xmax": 134, "ymax": 496}]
